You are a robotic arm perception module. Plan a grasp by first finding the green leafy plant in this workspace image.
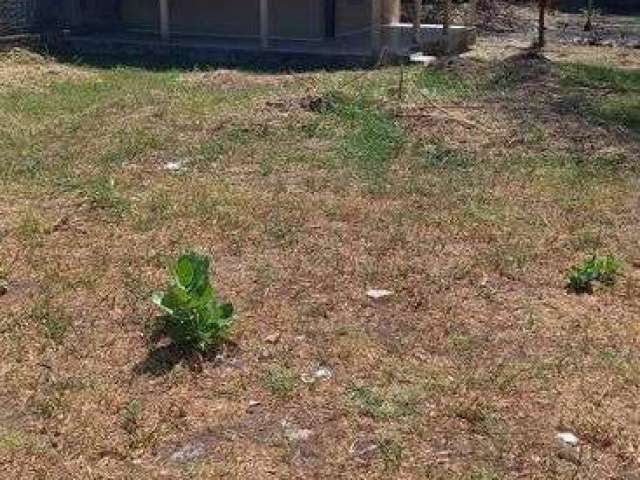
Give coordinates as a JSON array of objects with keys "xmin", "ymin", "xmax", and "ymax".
[
  {"xmin": 567, "ymin": 255, "xmax": 621, "ymax": 293},
  {"xmin": 152, "ymin": 251, "xmax": 233, "ymax": 351}
]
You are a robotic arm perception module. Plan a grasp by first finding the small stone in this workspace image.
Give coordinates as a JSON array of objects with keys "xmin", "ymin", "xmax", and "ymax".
[
  {"xmin": 556, "ymin": 432, "xmax": 579, "ymax": 447},
  {"xmin": 163, "ymin": 433, "xmax": 220, "ymax": 464},
  {"xmin": 248, "ymin": 400, "xmax": 261, "ymax": 408},
  {"xmin": 282, "ymin": 420, "xmax": 313, "ymax": 443},
  {"xmin": 265, "ymin": 333, "xmax": 281, "ymax": 344},
  {"xmin": 301, "ymin": 365, "xmax": 333, "ymax": 384},
  {"xmin": 168, "ymin": 440, "xmax": 208, "ymax": 463},
  {"xmin": 350, "ymin": 437, "xmax": 378, "ymax": 463},
  {"xmin": 163, "ymin": 160, "xmax": 185, "ymax": 172},
  {"xmin": 366, "ymin": 289, "xmax": 394, "ymax": 300},
  {"xmin": 312, "ymin": 366, "xmax": 333, "ymax": 380},
  {"xmin": 556, "ymin": 432, "xmax": 581, "ymax": 465}
]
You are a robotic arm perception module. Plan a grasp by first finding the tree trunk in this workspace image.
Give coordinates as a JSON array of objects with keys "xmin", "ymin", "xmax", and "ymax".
[{"xmin": 538, "ymin": 0, "xmax": 547, "ymax": 48}]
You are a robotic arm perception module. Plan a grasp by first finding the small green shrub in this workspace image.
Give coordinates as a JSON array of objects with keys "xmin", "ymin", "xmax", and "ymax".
[
  {"xmin": 567, "ymin": 255, "xmax": 621, "ymax": 293},
  {"xmin": 152, "ymin": 251, "xmax": 234, "ymax": 351}
]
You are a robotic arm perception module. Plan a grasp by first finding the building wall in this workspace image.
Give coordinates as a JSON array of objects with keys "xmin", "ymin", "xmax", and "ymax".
[
  {"xmin": 336, "ymin": 0, "xmax": 371, "ymax": 36},
  {"xmin": 0, "ymin": 0, "xmax": 37, "ymax": 34},
  {"xmin": 118, "ymin": 0, "xmax": 327, "ymax": 39},
  {"xmin": 119, "ymin": 0, "xmax": 158, "ymax": 30},
  {"xmin": 270, "ymin": 0, "xmax": 323, "ymax": 39},
  {"xmin": 171, "ymin": 0, "xmax": 260, "ymax": 36},
  {"xmin": 45, "ymin": 0, "xmax": 376, "ymax": 43}
]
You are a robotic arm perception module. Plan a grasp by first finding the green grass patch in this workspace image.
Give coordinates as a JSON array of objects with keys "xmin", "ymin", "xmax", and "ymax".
[
  {"xmin": 85, "ymin": 176, "xmax": 130, "ymax": 218},
  {"xmin": 559, "ymin": 64, "xmax": 640, "ymax": 93},
  {"xmin": 264, "ymin": 366, "xmax": 299, "ymax": 398},
  {"xmin": 559, "ymin": 63, "xmax": 640, "ymax": 132},
  {"xmin": 588, "ymin": 94, "xmax": 640, "ymax": 132},
  {"xmin": 329, "ymin": 94, "xmax": 404, "ymax": 177},
  {"xmin": 418, "ymin": 140, "xmax": 472, "ymax": 170},
  {"xmin": 0, "ymin": 80, "xmax": 111, "ymax": 119},
  {"xmin": 419, "ymin": 69, "xmax": 476, "ymax": 99},
  {"xmin": 31, "ymin": 299, "xmax": 70, "ymax": 344},
  {"xmin": 347, "ymin": 384, "xmax": 419, "ymax": 420}
]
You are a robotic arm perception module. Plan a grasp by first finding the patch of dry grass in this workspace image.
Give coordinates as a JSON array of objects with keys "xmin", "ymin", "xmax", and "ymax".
[
  {"xmin": 0, "ymin": 48, "xmax": 97, "ymax": 91},
  {"xmin": 1, "ymin": 32, "xmax": 640, "ymax": 480}
]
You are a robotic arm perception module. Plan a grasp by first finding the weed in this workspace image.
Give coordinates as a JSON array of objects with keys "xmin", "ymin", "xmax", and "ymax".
[
  {"xmin": 0, "ymin": 431, "xmax": 24, "ymax": 452},
  {"xmin": 378, "ymin": 438, "xmax": 403, "ymax": 473},
  {"xmin": 420, "ymin": 69, "xmax": 476, "ymax": 99},
  {"xmin": 348, "ymin": 385, "xmax": 388, "ymax": 419},
  {"xmin": 86, "ymin": 176, "xmax": 130, "ymax": 217},
  {"xmin": 264, "ymin": 367, "xmax": 299, "ymax": 397},
  {"xmin": 559, "ymin": 64, "xmax": 640, "ymax": 132},
  {"xmin": 133, "ymin": 190, "xmax": 172, "ymax": 232},
  {"xmin": 32, "ymin": 391, "xmax": 63, "ymax": 419},
  {"xmin": 152, "ymin": 251, "xmax": 234, "ymax": 352},
  {"xmin": 589, "ymin": 94, "xmax": 640, "ymax": 132},
  {"xmin": 559, "ymin": 64, "xmax": 640, "ymax": 93},
  {"xmin": 31, "ymin": 299, "xmax": 69, "ymax": 344},
  {"xmin": 419, "ymin": 140, "xmax": 471, "ymax": 170},
  {"xmin": 197, "ymin": 137, "xmax": 226, "ymax": 164},
  {"xmin": 347, "ymin": 385, "xmax": 418, "ymax": 420},
  {"xmin": 101, "ymin": 128, "xmax": 161, "ymax": 166},
  {"xmin": 121, "ymin": 400, "xmax": 143, "ymax": 435},
  {"xmin": 0, "ymin": 259, "xmax": 7, "ymax": 281},
  {"xmin": 484, "ymin": 241, "xmax": 536, "ymax": 278},
  {"xmin": 448, "ymin": 332, "xmax": 478, "ymax": 354},
  {"xmin": 452, "ymin": 400, "xmax": 504, "ymax": 438},
  {"xmin": 526, "ymin": 125, "xmax": 547, "ymax": 144},
  {"xmin": 321, "ymin": 93, "xmax": 403, "ymax": 177},
  {"xmin": 567, "ymin": 254, "xmax": 622, "ymax": 293},
  {"xmin": 570, "ymin": 226, "xmax": 604, "ymax": 251},
  {"xmin": 467, "ymin": 469, "xmax": 503, "ymax": 480},
  {"xmin": 16, "ymin": 209, "xmax": 48, "ymax": 244}
]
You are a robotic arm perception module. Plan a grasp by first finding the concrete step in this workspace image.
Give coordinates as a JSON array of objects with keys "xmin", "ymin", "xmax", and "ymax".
[{"xmin": 409, "ymin": 52, "xmax": 437, "ymax": 66}]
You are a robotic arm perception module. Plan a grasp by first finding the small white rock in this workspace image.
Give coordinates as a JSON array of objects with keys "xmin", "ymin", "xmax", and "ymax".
[
  {"xmin": 312, "ymin": 366, "xmax": 333, "ymax": 380},
  {"xmin": 366, "ymin": 289, "xmax": 394, "ymax": 299},
  {"xmin": 281, "ymin": 420, "xmax": 313, "ymax": 442},
  {"xmin": 163, "ymin": 160, "xmax": 185, "ymax": 172},
  {"xmin": 556, "ymin": 432, "xmax": 579, "ymax": 447},
  {"xmin": 265, "ymin": 332, "xmax": 281, "ymax": 344}
]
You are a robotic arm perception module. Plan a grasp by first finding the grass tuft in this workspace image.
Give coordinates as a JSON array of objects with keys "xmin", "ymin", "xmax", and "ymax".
[{"xmin": 264, "ymin": 367, "xmax": 299, "ymax": 398}]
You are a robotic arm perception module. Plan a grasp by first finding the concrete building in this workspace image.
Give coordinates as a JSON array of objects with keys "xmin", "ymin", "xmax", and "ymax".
[
  {"xmin": 2, "ymin": 0, "xmax": 474, "ymax": 64},
  {"xmin": 0, "ymin": 0, "xmax": 38, "ymax": 35}
]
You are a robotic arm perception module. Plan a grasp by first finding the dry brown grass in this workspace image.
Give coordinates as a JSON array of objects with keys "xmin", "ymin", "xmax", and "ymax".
[
  {"xmin": 0, "ymin": 48, "xmax": 96, "ymax": 91},
  {"xmin": 1, "ymin": 28, "xmax": 640, "ymax": 480}
]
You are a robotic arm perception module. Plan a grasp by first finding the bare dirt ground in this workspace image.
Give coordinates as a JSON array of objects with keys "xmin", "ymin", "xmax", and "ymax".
[
  {"xmin": 478, "ymin": 1, "xmax": 640, "ymax": 48},
  {"xmin": 0, "ymin": 8, "xmax": 639, "ymax": 480}
]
